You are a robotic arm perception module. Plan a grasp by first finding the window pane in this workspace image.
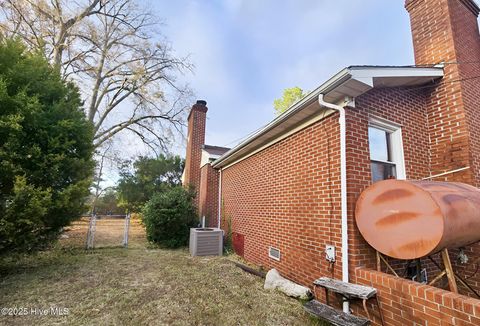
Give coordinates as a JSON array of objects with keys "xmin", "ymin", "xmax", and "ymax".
[
  {"xmin": 371, "ymin": 161, "xmax": 396, "ymax": 183},
  {"xmin": 368, "ymin": 126, "xmax": 389, "ymax": 162}
]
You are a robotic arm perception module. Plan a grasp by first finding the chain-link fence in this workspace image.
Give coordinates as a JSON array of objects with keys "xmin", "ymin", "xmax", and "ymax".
[{"xmin": 59, "ymin": 215, "xmax": 146, "ymax": 249}]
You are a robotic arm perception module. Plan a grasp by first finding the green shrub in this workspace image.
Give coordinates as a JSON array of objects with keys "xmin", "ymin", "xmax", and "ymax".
[
  {"xmin": 1, "ymin": 176, "xmax": 53, "ymax": 252},
  {"xmin": 142, "ymin": 187, "xmax": 198, "ymax": 248},
  {"xmin": 117, "ymin": 155, "xmax": 184, "ymax": 213},
  {"xmin": 0, "ymin": 39, "xmax": 94, "ymax": 254}
]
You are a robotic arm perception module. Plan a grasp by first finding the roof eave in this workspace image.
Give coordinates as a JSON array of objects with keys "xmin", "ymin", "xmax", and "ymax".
[
  {"xmin": 212, "ymin": 66, "xmax": 444, "ymax": 169},
  {"xmin": 212, "ymin": 68, "xmax": 352, "ymax": 169}
]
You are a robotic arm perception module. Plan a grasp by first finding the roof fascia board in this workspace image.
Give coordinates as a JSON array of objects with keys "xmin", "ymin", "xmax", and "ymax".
[
  {"xmin": 212, "ymin": 68, "xmax": 352, "ymax": 168},
  {"xmin": 350, "ymin": 66, "xmax": 444, "ymax": 79},
  {"xmin": 218, "ymin": 109, "xmax": 335, "ymax": 170}
]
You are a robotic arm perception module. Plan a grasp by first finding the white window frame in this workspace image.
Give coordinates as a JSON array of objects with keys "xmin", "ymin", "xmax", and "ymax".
[{"xmin": 368, "ymin": 116, "xmax": 406, "ymax": 180}]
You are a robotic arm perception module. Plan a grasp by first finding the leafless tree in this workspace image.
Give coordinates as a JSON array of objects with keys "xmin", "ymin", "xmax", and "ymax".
[
  {"xmin": 91, "ymin": 142, "xmax": 112, "ymax": 212},
  {"xmin": 0, "ymin": 0, "xmax": 193, "ymax": 152}
]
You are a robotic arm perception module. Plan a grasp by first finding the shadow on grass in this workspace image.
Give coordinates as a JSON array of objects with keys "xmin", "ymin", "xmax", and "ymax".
[
  {"xmin": 0, "ymin": 247, "xmax": 86, "ymax": 278},
  {"xmin": 0, "ymin": 245, "xmax": 145, "ymax": 278}
]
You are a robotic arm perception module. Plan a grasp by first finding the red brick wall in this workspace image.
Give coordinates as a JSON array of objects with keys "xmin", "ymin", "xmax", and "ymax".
[
  {"xmin": 347, "ymin": 86, "xmax": 480, "ymax": 298},
  {"xmin": 345, "ymin": 87, "xmax": 468, "ymax": 293},
  {"xmin": 183, "ymin": 102, "xmax": 208, "ymax": 208},
  {"xmin": 406, "ymin": 0, "xmax": 478, "ymax": 184},
  {"xmin": 376, "ymin": 249, "xmax": 480, "ymax": 299},
  {"xmin": 346, "ymin": 87, "xmax": 431, "ymax": 271},
  {"xmin": 198, "ymin": 163, "xmax": 219, "ymax": 227},
  {"xmin": 218, "ymin": 83, "xmax": 480, "ymax": 313},
  {"xmin": 452, "ymin": 244, "xmax": 480, "ymax": 297},
  {"xmin": 448, "ymin": 0, "xmax": 480, "ymax": 188},
  {"xmin": 353, "ymin": 268, "xmax": 480, "ymax": 326},
  {"xmin": 215, "ymin": 1, "xmax": 480, "ymax": 289},
  {"xmin": 199, "ymin": 2, "xmax": 480, "ymax": 324},
  {"xmin": 221, "ymin": 114, "xmax": 343, "ymax": 286},
  {"xmin": 219, "ymin": 85, "xmax": 465, "ymax": 288},
  {"xmin": 406, "ymin": 0, "xmax": 480, "ymax": 297}
]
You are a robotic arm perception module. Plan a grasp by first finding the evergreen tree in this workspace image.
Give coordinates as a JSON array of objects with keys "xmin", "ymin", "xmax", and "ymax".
[{"xmin": 0, "ymin": 39, "xmax": 94, "ymax": 254}]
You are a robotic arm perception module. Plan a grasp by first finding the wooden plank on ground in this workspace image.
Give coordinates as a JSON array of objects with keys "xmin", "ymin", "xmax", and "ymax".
[
  {"xmin": 313, "ymin": 277, "xmax": 377, "ymax": 300},
  {"xmin": 233, "ymin": 262, "xmax": 266, "ymax": 278},
  {"xmin": 304, "ymin": 300, "xmax": 370, "ymax": 326}
]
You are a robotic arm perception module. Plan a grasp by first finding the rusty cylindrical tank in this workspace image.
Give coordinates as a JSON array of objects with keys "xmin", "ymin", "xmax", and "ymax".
[{"xmin": 355, "ymin": 180, "xmax": 480, "ymax": 260}]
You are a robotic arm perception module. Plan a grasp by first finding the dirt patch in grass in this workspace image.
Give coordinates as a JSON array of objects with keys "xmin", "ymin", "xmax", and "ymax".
[{"xmin": 0, "ymin": 223, "xmax": 322, "ymax": 325}]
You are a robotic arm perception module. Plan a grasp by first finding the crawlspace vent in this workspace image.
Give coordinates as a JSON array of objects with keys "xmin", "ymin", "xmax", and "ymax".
[{"xmin": 268, "ymin": 247, "xmax": 281, "ymax": 261}]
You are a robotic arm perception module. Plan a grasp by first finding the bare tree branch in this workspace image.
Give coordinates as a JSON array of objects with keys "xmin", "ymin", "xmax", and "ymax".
[
  {"xmin": 0, "ymin": 0, "xmax": 194, "ymax": 154},
  {"xmin": 93, "ymin": 112, "xmax": 182, "ymax": 148}
]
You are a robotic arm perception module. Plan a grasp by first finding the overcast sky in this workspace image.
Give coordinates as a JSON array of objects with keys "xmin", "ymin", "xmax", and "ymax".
[{"xmin": 152, "ymin": 0, "xmax": 415, "ymax": 152}]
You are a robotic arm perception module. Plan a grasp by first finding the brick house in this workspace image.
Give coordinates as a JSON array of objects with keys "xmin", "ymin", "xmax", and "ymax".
[{"xmin": 183, "ymin": 0, "xmax": 480, "ymax": 324}]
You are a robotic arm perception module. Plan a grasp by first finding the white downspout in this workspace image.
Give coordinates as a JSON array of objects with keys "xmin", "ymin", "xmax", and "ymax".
[
  {"xmin": 318, "ymin": 94, "xmax": 349, "ymax": 314},
  {"xmin": 217, "ymin": 168, "xmax": 222, "ymax": 228}
]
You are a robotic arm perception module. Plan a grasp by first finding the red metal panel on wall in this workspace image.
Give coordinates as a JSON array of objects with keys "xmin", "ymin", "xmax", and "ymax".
[{"xmin": 232, "ymin": 232, "xmax": 244, "ymax": 257}]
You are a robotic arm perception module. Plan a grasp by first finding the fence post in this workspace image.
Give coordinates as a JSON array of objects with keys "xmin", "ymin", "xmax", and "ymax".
[
  {"xmin": 123, "ymin": 213, "xmax": 130, "ymax": 248},
  {"xmin": 86, "ymin": 213, "xmax": 97, "ymax": 250}
]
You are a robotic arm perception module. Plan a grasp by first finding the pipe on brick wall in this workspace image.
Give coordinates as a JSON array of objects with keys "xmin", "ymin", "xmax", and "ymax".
[
  {"xmin": 217, "ymin": 168, "xmax": 222, "ymax": 229},
  {"xmin": 318, "ymin": 94, "xmax": 349, "ymax": 314},
  {"xmin": 422, "ymin": 166, "xmax": 470, "ymax": 180}
]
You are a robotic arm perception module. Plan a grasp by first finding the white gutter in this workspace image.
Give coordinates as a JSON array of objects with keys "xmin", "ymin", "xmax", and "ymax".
[
  {"xmin": 318, "ymin": 94, "xmax": 349, "ymax": 314},
  {"xmin": 217, "ymin": 168, "xmax": 222, "ymax": 228}
]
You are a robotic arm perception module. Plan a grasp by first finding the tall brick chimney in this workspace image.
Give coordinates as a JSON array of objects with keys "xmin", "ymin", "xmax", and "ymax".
[
  {"xmin": 183, "ymin": 100, "xmax": 208, "ymax": 206},
  {"xmin": 406, "ymin": 0, "xmax": 480, "ymax": 186}
]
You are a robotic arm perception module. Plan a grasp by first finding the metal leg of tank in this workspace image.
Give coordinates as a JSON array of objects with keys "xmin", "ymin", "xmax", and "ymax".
[
  {"xmin": 427, "ymin": 250, "xmax": 458, "ymax": 293},
  {"xmin": 376, "ymin": 251, "xmax": 381, "ymax": 272},
  {"xmin": 427, "ymin": 249, "xmax": 480, "ymax": 298},
  {"xmin": 415, "ymin": 259, "xmax": 423, "ymax": 283},
  {"xmin": 362, "ymin": 299, "xmax": 370, "ymax": 320},
  {"xmin": 453, "ymin": 273, "xmax": 480, "ymax": 298},
  {"xmin": 428, "ymin": 270, "xmax": 447, "ymax": 286},
  {"xmin": 374, "ymin": 296, "xmax": 385, "ymax": 326},
  {"xmin": 361, "ymin": 296, "xmax": 385, "ymax": 326},
  {"xmin": 401, "ymin": 260, "xmax": 413, "ymax": 278},
  {"xmin": 441, "ymin": 249, "xmax": 458, "ymax": 293},
  {"xmin": 376, "ymin": 251, "xmax": 399, "ymax": 277}
]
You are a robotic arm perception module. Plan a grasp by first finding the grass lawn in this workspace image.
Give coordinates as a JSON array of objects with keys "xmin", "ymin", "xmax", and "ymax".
[{"xmin": 0, "ymin": 219, "xmax": 322, "ymax": 325}]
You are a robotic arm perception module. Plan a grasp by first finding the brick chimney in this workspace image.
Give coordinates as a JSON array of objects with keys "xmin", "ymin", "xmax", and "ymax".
[
  {"xmin": 183, "ymin": 100, "xmax": 208, "ymax": 206},
  {"xmin": 406, "ymin": 0, "xmax": 480, "ymax": 186}
]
